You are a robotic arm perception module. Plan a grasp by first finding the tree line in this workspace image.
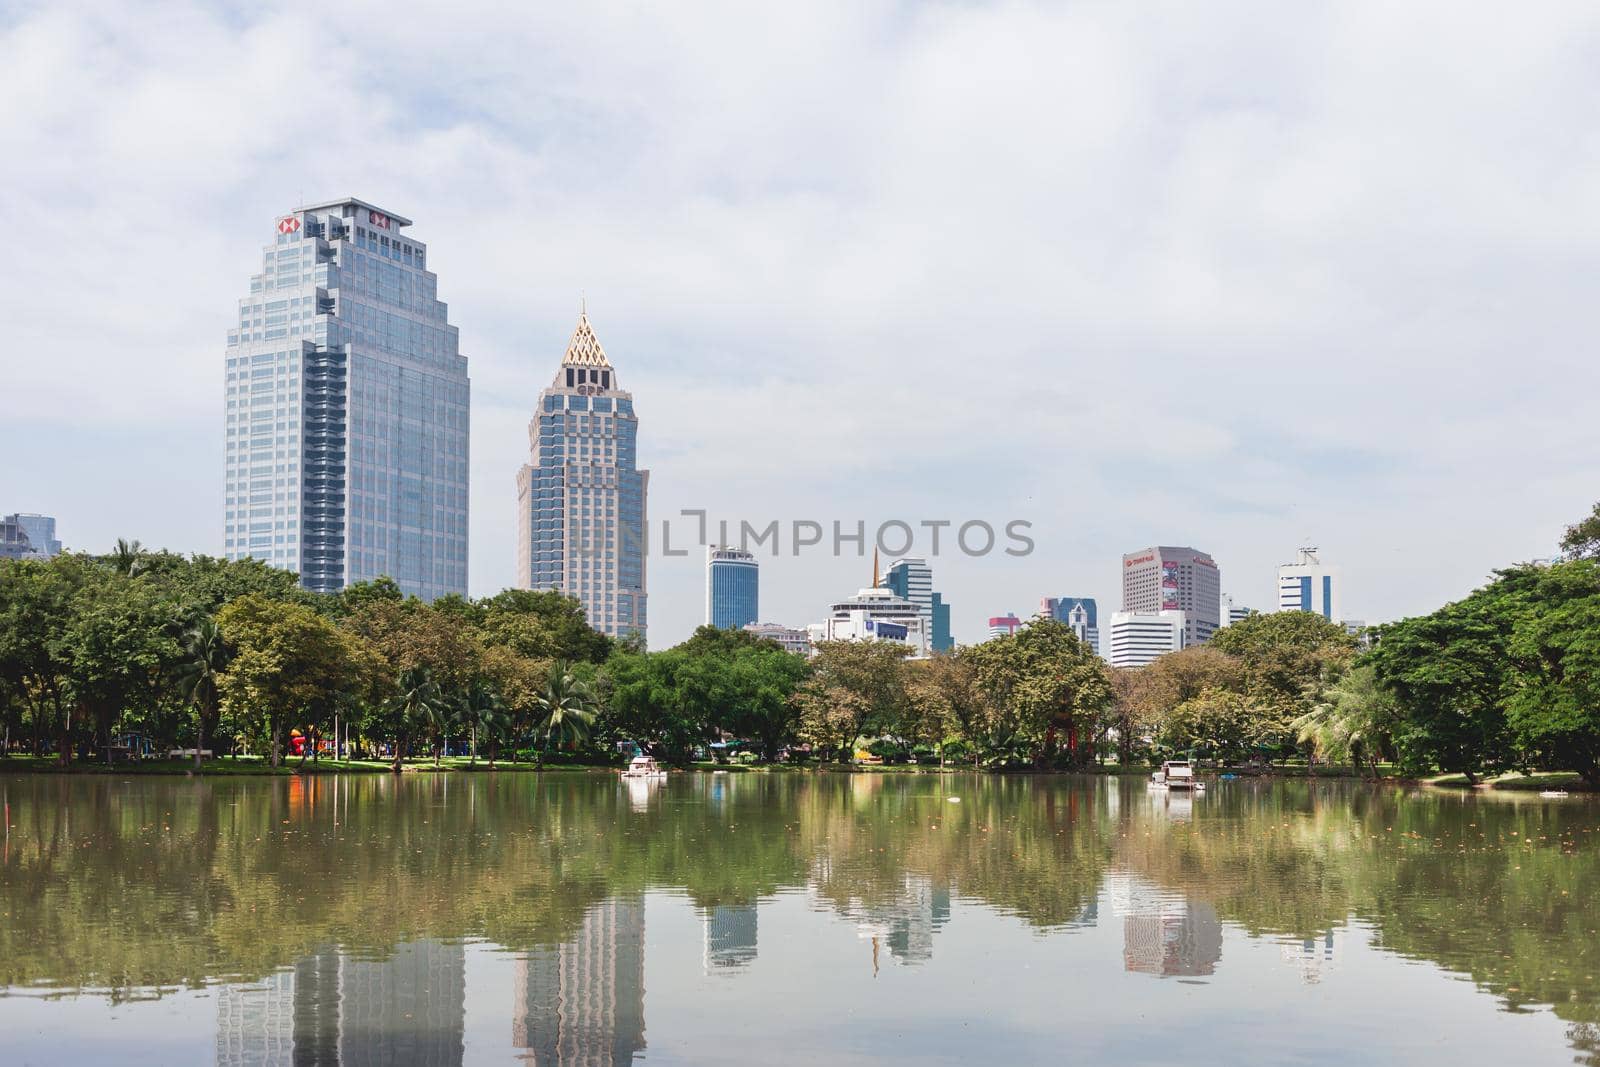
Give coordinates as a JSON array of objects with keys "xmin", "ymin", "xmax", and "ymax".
[{"xmin": 4, "ymin": 502, "xmax": 1599, "ymax": 779}]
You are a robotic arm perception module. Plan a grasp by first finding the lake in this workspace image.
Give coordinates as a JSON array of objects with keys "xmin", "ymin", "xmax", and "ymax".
[{"xmin": 1, "ymin": 771, "xmax": 1597, "ymax": 1065}]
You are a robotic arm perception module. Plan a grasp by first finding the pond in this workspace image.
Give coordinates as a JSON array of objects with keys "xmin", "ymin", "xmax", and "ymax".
[{"xmin": 1, "ymin": 772, "xmax": 1597, "ymax": 1065}]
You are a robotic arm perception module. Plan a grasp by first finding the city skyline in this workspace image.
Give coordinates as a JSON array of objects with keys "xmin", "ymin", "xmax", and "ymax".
[{"xmin": 5, "ymin": 4, "xmax": 1596, "ymax": 646}]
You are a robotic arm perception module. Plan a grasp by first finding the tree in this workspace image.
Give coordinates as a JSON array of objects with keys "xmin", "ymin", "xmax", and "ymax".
[
  {"xmin": 1367, "ymin": 566, "xmax": 1541, "ymax": 781},
  {"xmin": 216, "ymin": 595, "xmax": 358, "ymax": 768},
  {"xmin": 1209, "ymin": 611, "xmax": 1356, "ymax": 721},
  {"xmin": 474, "ymin": 589, "xmax": 613, "ymax": 665},
  {"xmin": 60, "ymin": 568, "xmax": 177, "ymax": 764},
  {"xmin": 0, "ymin": 556, "xmax": 87, "ymax": 762},
  {"xmin": 1294, "ymin": 663, "xmax": 1396, "ymax": 776},
  {"xmin": 902, "ymin": 653, "xmax": 986, "ymax": 765},
  {"xmin": 798, "ymin": 641, "xmax": 910, "ymax": 761},
  {"xmin": 455, "ymin": 678, "xmax": 510, "ymax": 769},
  {"xmin": 1504, "ymin": 560, "xmax": 1600, "ymax": 788},
  {"xmin": 381, "ymin": 667, "xmax": 446, "ymax": 773},
  {"xmin": 965, "ymin": 619, "xmax": 1113, "ymax": 767},
  {"xmin": 1560, "ymin": 501, "xmax": 1600, "ymax": 560},
  {"xmin": 173, "ymin": 618, "xmax": 230, "ymax": 768},
  {"xmin": 535, "ymin": 661, "xmax": 597, "ymax": 765}
]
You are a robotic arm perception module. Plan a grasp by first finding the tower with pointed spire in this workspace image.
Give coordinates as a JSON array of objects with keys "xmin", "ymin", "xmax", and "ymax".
[{"xmin": 517, "ymin": 306, "xmax": 649, "ymax": 643}]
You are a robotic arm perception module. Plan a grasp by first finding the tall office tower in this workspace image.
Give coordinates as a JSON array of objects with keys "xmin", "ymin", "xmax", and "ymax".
[
  {"xmin": 706, "ymin": 545, "xmax": 759, "ymax": 629},
  {"xmin": 1039, "ymin": 596, "xmax": 1099, "ymax": 656},
  {"xmin": 1, "ymin": 513, "xmax": 61, "ymax": 558},
  {"xmin": 1121, "ymin": 546, "xmax": 1221, "ymax": 646},
  {"xmin": 1107, "ymin": 610, "xmax": 1186, "ymax": 668},
  {"xmin": 1277, "ymin": 547, "xmax": 1341, "ymax": 622},
  {"xmin": 882, "ymin": 557, "xmax": 954, "ymax": 651},
  {"xmin": 222, "ymin": 199, "xmax": 469, "ymax": 600},
  {"xmin": 514, "ymin": 898, "xmax": 647, "ymax": 1064},
  {"xmin": 517, "ymin": 309, "xmax": 649, "ymax": 643}
]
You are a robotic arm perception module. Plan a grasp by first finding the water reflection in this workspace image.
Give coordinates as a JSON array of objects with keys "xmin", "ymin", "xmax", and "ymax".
[{"xmin": 1, "ymin": 773, "xmax": 1598, "ymax": 1064}]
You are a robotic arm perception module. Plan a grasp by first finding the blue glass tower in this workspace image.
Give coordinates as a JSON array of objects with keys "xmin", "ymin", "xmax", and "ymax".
[
  {"xmin": 882, "ymin": 557, "xmax": 954, "ymax": 652},
  {"xmin": 517, "ymin": 308, "xmax": 649, "ymax": 643},
  {"xmin": 707, "ymin": 546, "xmax": 759, "ymax": 630}
]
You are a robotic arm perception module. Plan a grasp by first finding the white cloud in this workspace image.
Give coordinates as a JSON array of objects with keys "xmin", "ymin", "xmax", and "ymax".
[{"xmin": 3, "ymin": 0, "xmax": 1597, "ymax": 645}]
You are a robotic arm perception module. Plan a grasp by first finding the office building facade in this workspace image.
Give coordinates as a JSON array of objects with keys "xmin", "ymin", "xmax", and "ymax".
[
  {"xmin": 1108, "ymin": 610, "xmax": 1186, "ymax": 669},
  {"xmin": 1277, "ymin": 547, "xmax": 1341, "ymax": 622},
  {"xmin": 809, "ymin": 586, "xmax": 929, "ymax": 657},
  {"xmin": 706, "ymin": 546, "xmax": 759, "ymax": 630},
  {"xmin": 1039, "ymin": 596, "xmax": 1099, "ymax": 655},
  {"xmin": 1, "ymin": 513, "xmax": 60, "ymax": 559},
  {"xmin": 223, "ymin": 199, "xmax": 469, "ymax": 600},
  {"xmin": 1122, "ymin": 546, "xmax": 1221, "ymax": 646},
  {"xmin": 517, "ymin": 309, "xmax": 649, "ymax": 643},
  {"xmin": 742, "ymin": 622, "xmax": 812, "ymax": 656},
  {"xmin": 987, "ymin": 613, "xmax": 1025, "ymax": 640},
  {"xmin": 882, "ymin": 557, "xmax": 954, "ymax": 651}
]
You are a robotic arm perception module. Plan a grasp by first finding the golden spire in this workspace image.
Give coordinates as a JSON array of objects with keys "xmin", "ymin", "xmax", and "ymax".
[{"xmin": 873, "ymin": 545, "xmax": 880, "ymax": 588}]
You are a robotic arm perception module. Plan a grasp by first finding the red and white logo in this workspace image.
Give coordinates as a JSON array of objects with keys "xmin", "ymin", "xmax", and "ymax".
[
  {"xmin": 368, "ymin": 210, "xmax": 391, "ymax": 229},
  {"xmin": 277, "ymin": 216, "xmax": 301, "ymax": 234}
]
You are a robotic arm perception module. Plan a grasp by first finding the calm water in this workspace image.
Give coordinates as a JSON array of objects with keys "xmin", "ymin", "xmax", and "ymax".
[{"xmin": 2, "ymin": 772, "xmax": 1598, "ymax": 1065}]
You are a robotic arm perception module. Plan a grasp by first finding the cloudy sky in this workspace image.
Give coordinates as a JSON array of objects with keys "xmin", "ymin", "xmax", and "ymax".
[{"xmin": 3, "ymin": 1, "xmax": 1597, "ymax": 646}]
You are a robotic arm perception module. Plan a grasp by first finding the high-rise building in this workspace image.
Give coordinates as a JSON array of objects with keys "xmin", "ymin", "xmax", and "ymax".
[
  {"xmin": 1219, "ymin": 593, "xmax": 1256, "ymax": 628},
  {"xmin": 741, "ymin": 622, "xmax": 812, "ymax": 656},
  {"xmin": 987, "ymin": 613, "xmax": 1025, "ymax": 640},
  {"xmin": 514, "ymin": 898, "xmax": 646, "ymax": 1064},
  {"xmin": 882, "ymin": 557, "xmax": 954, "ymax": 651},
  {"xmin": 1107, "ymin": 610, "xmax": 1186, "ymax": 669},
  {"xmin": 1039, "ymin": 596, "xmax": 1099, "ymax": 655},
  {"xmin": 1121, "ymin": 546, "xmax": 1221, "ymax": 646},
  {"xmin": 809, "ymin": 586, "xmax": 929, "ymax": 657},
  {"xmin": 517, "ymin": 308, "xmax": 649, "ymax": 643},
  {"xmin": 222, "ymin": 199, "xmax": 469, "ymax": 600},
  {"xmin": 1277, "ymin": 547, "xmax": 1341, "ymax": 622},
  {"xmin": 706, "ymin": 546, "xmax": 758, "ymax": 630},
  {"xmin": 1, "ymin": 514, "xmax": 60, "ymax": 559},
  {"xmin": 338, "ymin": 939, "xmax": 466, "ymax": 1066}
]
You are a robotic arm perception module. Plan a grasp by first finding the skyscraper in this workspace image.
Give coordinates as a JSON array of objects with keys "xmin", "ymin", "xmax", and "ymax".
[
  {"xmin": 517, "ymin": 309, "xmax": 649, "ymax": 643},
  {"xmin": 1107, "ymin": 610, "xmax": 1186, "ymax": 668},
  {"xmin": 1121, "ymin": 546, "xmax": 1221, "ymax": 646},
  {"xmin": 882, "ymin": 557, "xmax": 954, "ymax": 651},
  {"xmin": 1277, "ymin": 547, "xmax": 1341, "ymax": 622},
  {"xmin": 1, "ymin": 513, "xmax": 60, "ymax": 559},
  {"xmin": 1039, "ymin": 596, "xmax": 1099, "ymax": 656},
  {"xmin": 706, "ymin": 546, "xmax": 758, "ymax": 630},
  {"xmin": 987, "ymin": 613, "xmax": 1025, "ymax": 639},
  {"xmin": 222, "ymin": 199, "xmax": 469, "ymax": 600}
]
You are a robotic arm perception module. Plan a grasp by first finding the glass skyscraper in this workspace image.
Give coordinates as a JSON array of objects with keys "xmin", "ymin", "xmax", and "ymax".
[
  {"xmin": 882, "ymin": 557, "xmax": 953, "ymax": 651},
  {"xmin": 517, "ymin": 309, "xmax": 648, "ymax": 642},
  {"xmin": 706, "ymin": 546, "xmax": 758, "ymax": 630},
  {"xmin": 222, "ymin": 199, "xmax": 469, "ymax": 600}
]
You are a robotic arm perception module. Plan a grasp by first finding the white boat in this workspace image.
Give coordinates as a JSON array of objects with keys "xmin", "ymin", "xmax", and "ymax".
[
  {"xmin": 621, "ymin": 755, "xmax": 667, "ymax": 779},
  {"xmin": 1151, "ymin": 760, "xmax": 1204, "ymax": 791},
  {"xmin": 1539, "ymin": 790, "xmax": 1570, "ymax": 798}
]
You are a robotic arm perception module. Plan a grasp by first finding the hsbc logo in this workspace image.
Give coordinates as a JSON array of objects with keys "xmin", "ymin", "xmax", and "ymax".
[
  {"xmin": 369, "ymin": 210, "xmax": 391, "ymax": 229},
  {"xmin": 276, "ymin": 216, "xmax": 301, "ymax": 235}
]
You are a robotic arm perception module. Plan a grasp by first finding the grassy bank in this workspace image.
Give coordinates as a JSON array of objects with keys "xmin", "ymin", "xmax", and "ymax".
[{"xmin": 1426, "ymin": 770, "xmax": 1597, "ymax": 793}]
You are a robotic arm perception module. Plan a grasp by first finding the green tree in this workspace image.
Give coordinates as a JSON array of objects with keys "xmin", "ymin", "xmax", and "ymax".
[
  {"xmin": 380, "ymin": 667, "xmax": 446, "ymax": 773},
  {"xmin": 173, "ymin": 618, "xmax": 230, "ymax": 768},
  {"xmin": 1560, "ymin": 501, "xmax": 1600, "ymax": 560},
  {"xmin": 1504, "ymin": 560, "xmax": 1600, "ymax": 787},
  {"xmin": 965, "ymin": 619, "xmax": 1112, "ymax": 767},
  {"xmin": 456, "ymin": 678, "xmax": 510, "ymax": 768},
  {"xmin": 797, "ymin": 640, "xmax": 910, "ymax": 761},
  {"xmin": 535, "ymin": 661, "xmax": 597, "ymax": 766},
  {"xmin": 216, "ymin": 595, "xmax": 358, "ymax": 767},
  {"xmin": 1367, "ymin": 566, "xmax": 1541, "ymax": 781}
]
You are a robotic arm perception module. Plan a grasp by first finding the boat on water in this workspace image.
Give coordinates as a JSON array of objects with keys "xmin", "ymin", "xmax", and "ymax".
[
  {"xmin": 1150, "ymin": 760, "xmax": 1205, "ymax": 791},
  {"xmin": 621, "ymin": 755, "xmax": 668, "ymax": 779}
]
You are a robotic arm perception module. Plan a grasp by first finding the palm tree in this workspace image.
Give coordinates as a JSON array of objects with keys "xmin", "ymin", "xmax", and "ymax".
[
  {"xmin": 456, "ymin": 679, "xmax": 508, "ymax": 769},
  {"xmin": 534, "ymin": 661, "xmax": 596, "ymax": 767},
  {"xmin": 386, "ymin": 667, "xmax": 443, "ymax": 774},
  {"xmin": 173, "ymin": 619, "xmax": 229, "ymax": 769},
  {"xmin": 111, "ymin": 538, "xmax": 147, "ymax": 578}
]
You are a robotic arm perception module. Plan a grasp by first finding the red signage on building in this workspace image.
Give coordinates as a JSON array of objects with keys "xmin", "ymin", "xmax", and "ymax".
[
  {"xmin": 277, "ymin": 216, "xmax": 300, "ymax": 234},
  {"xmin": 1125, "ymin": 553, "xmax": 1155, "ymax": 567},
  {"xmin": 368, "ymin": 210, "xmax": 391, "ymax": 229}
]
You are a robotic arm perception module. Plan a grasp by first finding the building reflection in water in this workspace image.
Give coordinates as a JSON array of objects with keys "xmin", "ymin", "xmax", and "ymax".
[
  {"xmin": 215, "ymin": 939, "xmax": 466, "ymax": 1065},
  {"xmin": 513, "ymin": 898, "xmax": 647, "ymax": 1066},
  {"xmin": 703, "ymin": 904, "xmax": 758, "ymax": 975},
  {"xmin": 1280, "ymin": 931, "xmax": 1338, "ymax": 984},
  {"xmin": 810, "ymin": 876, "xmax": 952, "ymax": 969},
  {"xmin": 1106, "ymin": 873, "xmax": 1223, "ymax": 978}
]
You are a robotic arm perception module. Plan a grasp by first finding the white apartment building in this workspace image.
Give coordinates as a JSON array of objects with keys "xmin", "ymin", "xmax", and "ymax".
[
  {"xmin": 1277, "ymin": 547, "xmax": 1341, "ymax": 623},
  {"xmin": 1108, "ymin": 610, "xmax": 1187, "ymax": 669}
]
